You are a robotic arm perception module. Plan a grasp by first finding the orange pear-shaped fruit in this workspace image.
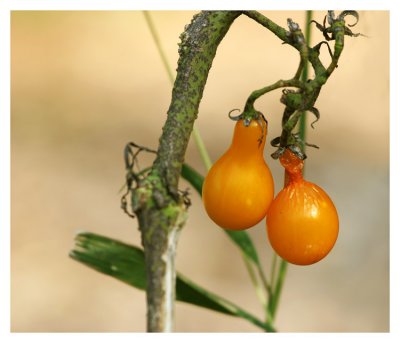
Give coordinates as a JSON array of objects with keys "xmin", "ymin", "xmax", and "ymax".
[
  {"xmin": 267, "ymin": 149, "xmax": 339, "ymax": 265},
  {"xmin": 202, "ymin": 118, "xmax": 274, "ymax": 230}
]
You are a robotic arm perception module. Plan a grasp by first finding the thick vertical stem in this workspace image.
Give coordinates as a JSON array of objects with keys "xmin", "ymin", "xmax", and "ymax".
[
  {"xmin": 152, "ymin": 11, "xmax": 241, "ymax": 193},
  {"xmin": 163, "ymin": 228, "xmax": 180, "ymax": 331},
  {"xmin": 136, "ymin": 198, "xmax": 186, "ymax": 332},
  {"xmin": 134, "ymin": 11, "xmax": 241, "ymax": 332},
  {"xmin": 139, "ymin": 207, "xmax": 185, "ymax": 332}
]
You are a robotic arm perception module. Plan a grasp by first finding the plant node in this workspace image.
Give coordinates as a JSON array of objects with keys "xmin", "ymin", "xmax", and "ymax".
[{"xmin": 242, "ymin": 10, "xmax": 363, "ymax": 159}]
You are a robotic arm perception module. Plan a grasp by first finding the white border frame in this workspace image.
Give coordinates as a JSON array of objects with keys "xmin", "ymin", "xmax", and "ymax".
[{"xmin": 1, "ymin": 1, "xmax": 398, "ymax": 341}]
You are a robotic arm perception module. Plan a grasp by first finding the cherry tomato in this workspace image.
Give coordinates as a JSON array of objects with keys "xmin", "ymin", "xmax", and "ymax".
[
  {"xmin": 202, "ymin": 117, "xmax": 274, "ymax": 230},
  {"xmin": 266, "ymin": 149, "xmax": 339, "ymax": 265}
]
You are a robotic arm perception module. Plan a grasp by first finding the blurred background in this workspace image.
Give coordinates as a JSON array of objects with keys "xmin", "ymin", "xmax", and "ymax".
[{"xmin": 11, "ymin": 11, "xmax": 389, "ymax": 332}]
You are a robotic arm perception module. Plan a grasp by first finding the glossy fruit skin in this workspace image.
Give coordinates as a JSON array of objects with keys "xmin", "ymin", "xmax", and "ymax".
[
  {"xmin": 266, "ymin": 150, "xmax": 339, "ymax": 265},
  {"xmin": 202, "ymin": 118, "xmax": 274, "ymax": 230}
]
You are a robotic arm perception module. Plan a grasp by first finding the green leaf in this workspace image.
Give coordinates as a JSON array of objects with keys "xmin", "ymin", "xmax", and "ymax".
[
  {"xmin": 70, "ymin": 232, "xmax": 273, "ymax": 331},
  {"xmin": 181, "ymin": 163, "xmax": 261, "ymax": 265},
  {"xmin": 223, "ymin": 230, "xmax": 260, "ymax": 264},
  {"xmin": 70, "ymin": 232, "xmax": 147, "ymax": 290},
  {"xmin": 181, "ymin": 163, "xmax": 203, "ymax": 194}
]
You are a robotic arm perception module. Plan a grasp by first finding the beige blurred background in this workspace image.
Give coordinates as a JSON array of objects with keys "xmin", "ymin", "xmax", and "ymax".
[{"xmin": 11, "ymin": 11, "xmax": 389, "ymax": 332}]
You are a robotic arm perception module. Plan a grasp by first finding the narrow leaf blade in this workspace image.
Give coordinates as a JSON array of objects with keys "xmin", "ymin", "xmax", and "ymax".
[
  {"xmin": 223, "ymin": 230, "xmax": 260, "ymax": 264},
  {"xmin": 181, "ymin": 163, "xmax": 203, "ymax": 194},
  {"xmin": 70, "ymin": 232, "xmax": 234, "ymax": 316},
  {"xmin": 70, "ymin": 232, "xmax": 271, "ymax": 331},
  {"xmin": 71, "ymin": 232, "xmax": 147, "ymax": 290}
]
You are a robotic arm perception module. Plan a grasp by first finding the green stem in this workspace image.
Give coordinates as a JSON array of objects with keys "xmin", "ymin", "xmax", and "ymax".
[
  {"xmin": 244, "ymin": 79, "xmax": 304, "ymax": 113},
  {"xmin": 191, "ymin": 128, "xmax": 213, "ymax": 171},
  {"xmin": 138, "ymin": 9, "xmax": 356, "ymax": 332},
  {"xmin": 257, "ymin": 263, "xmax": 272, "ymax": 298},
  {"xmin": 198, "ymin": 292, "xmax": 276, "ymax": 332},
  {"xmin": 266, "ymin": 10, "xmax": 313, "ymax": 325},
  {"xmin": 143, "ymin": 10, "xmax": 271, "ymax": 312},
  {"xmin": 243, "ymin": 10, "xmax": 291, "ymax": 43},
  {"xmin": 143, "ymin": 10, "xmax": 213, "ymax": 172},
  {"xmin": 269, "ymin": 259, "xmax": 288, "ymax": 319},
  {"xmin": 244, "ymin": 10, "xmax": 357, "ymax": 159},
  {"xmin": 143, "ymin": 11, "xmax": 175, "ymax": 84},
  {"xmin": 136, "ymin": 11, "xmax": 242, "ymax": 332},
  {"xmin": 242, "ymin": 254, "xmax": 267, "ymax": 308},
  {"xmin": 269, "ymin": 252, "xmax": 278, "ymax": 290},
  {"xmin": 298, "ymin": 10, "xmax": 313, "ymax": 147}
]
